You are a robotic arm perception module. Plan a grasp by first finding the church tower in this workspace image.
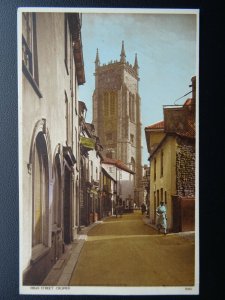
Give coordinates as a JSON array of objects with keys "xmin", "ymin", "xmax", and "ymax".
[{"xmin": 93, "ymin": 41, "xmax": 143, "ymax": 204}]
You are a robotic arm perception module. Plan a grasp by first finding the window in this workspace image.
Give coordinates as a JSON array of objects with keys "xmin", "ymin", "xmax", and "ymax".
[
  {"xmin": 104, "ymin": 92, "xmax": 109, "ymax": 116},
  {"xmin": 96, "ymin": 167, "xmax": 98, "ymax": 181},
  {"xmin": 53, "ymin": 154, "xmax": 62, "ymax": 227},
  {"xmin": 91, "ymin": 161, "xmax": 93, "ymax": 182},
  {"xmin": 104, "ymin": 92, "xmax": 117, "ymax": 117},
  {"xmin": 22, "ymin": 12, "xmax": 42, "ymax": 97},
  {"xmin": 154, "ymin": 158, "xmax": 156, "ymax": 181},
  {"xmin": 160, "ymin": 188, "xmax": 163, "ymax": 202},
  {"xmin": 157, "ymin": 190, "xmax": 159, "ymax": 207},
  {"xmin": 130, "ymin": 134, "xmax": 134, "ymax": 144},
  {"xmin": 110, "ymin": 92, "xmax": 116, "ymax": 115},
  {"xmin": 160, "ymin": 150, "xmax": 164, "ymax": 177},
  {"xmin": 131, "ymin": 157, "xmax": 135, "ymax": 172},
  {"xmin": 129, "ymin": 93, "xmax": 135, "ymax": 122},
  {"xmin": 154, "ymin": 191, "xmax": 156, "ymax": 221},
  {"xmin": 164, "ymin": 191, "xmax": 167, "ymax": 205},
  {"xmin": 65, "ymin": 91, "xmax": 69, "ymax": 145},
  {"xmin": 64, "ymin": 14, "xmax": 70, "ymax": 75}
]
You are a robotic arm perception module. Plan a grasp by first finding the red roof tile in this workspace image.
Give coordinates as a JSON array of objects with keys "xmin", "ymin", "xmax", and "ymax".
[
  {"xmin": 183, "ymin": 98, "xmax": 193, "ymax": 106},
  {"xmin": 145, "ymin": 120, "xmax": 164, "ymax": 130},
  {"xmin": 102, "ymin": 157, "xmax": 135, "ymax": 174},
  {"xmin": 175, "ymin": 118, "xmax": 195, "ymax": 138}
]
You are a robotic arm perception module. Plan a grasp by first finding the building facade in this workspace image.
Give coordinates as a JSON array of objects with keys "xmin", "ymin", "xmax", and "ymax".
[
  {"xmin": 92, "ymin": 41, "xmax": 143, "ymax": 205},
  {"xmin": 102, "ymin": 158, "xmax": 135, "ymax": 211},
  {"xmin": 145, "ymin": 77, "xmax": 196, "ymax": 232},
  {"xmin": 79, "ymin": 104, "xmax": 103, "ymax": 226},
  {"xmin": 20, "ymin": 12, "xmax": 85, "ymax": 285}
]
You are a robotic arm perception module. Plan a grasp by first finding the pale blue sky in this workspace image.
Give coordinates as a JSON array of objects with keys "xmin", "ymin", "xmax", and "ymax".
[{"xmin": 78, "ymin": 11, "xmax": 198, "ymax": 164}]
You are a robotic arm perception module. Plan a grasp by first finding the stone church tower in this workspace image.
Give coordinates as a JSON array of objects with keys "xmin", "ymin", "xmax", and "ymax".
[{"xmin": 92, "ymin": 41, "xmax": 143, "ymax": 204}]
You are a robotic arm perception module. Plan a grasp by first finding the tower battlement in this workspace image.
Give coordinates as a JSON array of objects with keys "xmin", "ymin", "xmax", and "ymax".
[{"xmin": 95, "ymin": 41, "xmax": 139, "ymax": 80}]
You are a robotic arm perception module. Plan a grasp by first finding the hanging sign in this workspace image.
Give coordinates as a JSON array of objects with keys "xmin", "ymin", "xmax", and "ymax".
[{"xmin": 80, "ymin": 136, "xmax": 95, "ymax": 149}]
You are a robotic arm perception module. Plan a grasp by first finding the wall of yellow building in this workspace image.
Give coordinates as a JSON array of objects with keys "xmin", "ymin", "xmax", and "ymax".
[
  {"xmin": 149, "ymin": 135, "xmax": 177, "ymax": 231},
  {"xmin": 149, "ymin": 131, "xmax": 166, "ymax": 149}
]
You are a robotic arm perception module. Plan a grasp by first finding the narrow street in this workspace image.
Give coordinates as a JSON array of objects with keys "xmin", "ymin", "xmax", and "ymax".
[{"xmin": 69, "ymin": 211, "xmax": 195, "ymax": 287}]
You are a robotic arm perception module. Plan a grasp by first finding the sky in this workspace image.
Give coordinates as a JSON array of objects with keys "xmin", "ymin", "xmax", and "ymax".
[{"xmin": 78, "ymin": 9, "xmax": 198, "ymax": 164}]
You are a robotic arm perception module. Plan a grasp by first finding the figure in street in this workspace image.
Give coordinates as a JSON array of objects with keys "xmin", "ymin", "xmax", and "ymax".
[
  {"xmin": 141, "ymin": 202, "xmax": 146, "ymax": 215},
  {"xmin": 115, "ymin": 204, "xmax": 123, "ymax": 218},
  {"xmin": 156, "ymin": 201, "xmax": 167, "ymax": 235}
]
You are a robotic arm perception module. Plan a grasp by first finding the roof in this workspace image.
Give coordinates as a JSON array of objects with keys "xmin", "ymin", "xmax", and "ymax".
[
  {"xmin": 101, "ymin": 166, "xmax": 117, "ymax": 182},
  {"xmin": 145, "ymin": 120, "xmax": 164, "ymax": 130},
  {"xmin": 102, "ymin": 157, "xmax": 135, "ymax": 174},
  {"xmin": 175, "ymin": 98, "xmax": 195, "ymax": 138},
  {"xmin": 183, "ymin": 98, "xmax": 192, "ymax": 106},
  {"xmin": 67, "ymin": 14, "xmax": 85, "ymax": 85},
  {"xmin": 175, "ymin": 118, "xmax": 195, "ymax": 139}
]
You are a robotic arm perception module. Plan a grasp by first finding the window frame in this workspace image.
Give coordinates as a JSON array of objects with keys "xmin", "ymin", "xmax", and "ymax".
[{"xmin": 22, "ymin": 12, "xmax": 42, "ymax": 98}]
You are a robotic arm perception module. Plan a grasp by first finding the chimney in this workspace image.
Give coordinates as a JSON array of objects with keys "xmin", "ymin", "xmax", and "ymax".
[
  {"xmin": 190, "ymin": 76, "xmax": 196, "ymax": 116},
  {"xmin": 191, "ymin": 76, "xmax": 196, "ymax": 102}
]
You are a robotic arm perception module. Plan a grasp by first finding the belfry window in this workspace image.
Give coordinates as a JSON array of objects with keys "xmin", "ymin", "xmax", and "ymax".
[
  {"xmin": 104, "ymin": 92, "xmax": 109, "ymax": 116},
  {"xmin": 110, "ymin": 92, "xmax": 116, "ymax": 115},
  {"xmin": 129, "ymin": 93, "xmax": 135, "ymax": 122},
  {"xmin": 104, "ymin": 92, "xmax": 117, "ymax": 117}
]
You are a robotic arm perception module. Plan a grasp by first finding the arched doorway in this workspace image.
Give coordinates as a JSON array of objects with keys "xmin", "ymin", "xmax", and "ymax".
[
  {"xmin": 52, "ymin": 150, "xmax": 63, "ymax": 261},
  {"xmin": 32, "ymin": 131, "xmax": 49, "ymax": 250}
]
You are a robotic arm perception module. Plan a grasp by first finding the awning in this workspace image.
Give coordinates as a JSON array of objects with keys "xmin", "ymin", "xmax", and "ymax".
[{"xmin": 63, "ymin": 146, "xmax": 76, "ymax": 166}]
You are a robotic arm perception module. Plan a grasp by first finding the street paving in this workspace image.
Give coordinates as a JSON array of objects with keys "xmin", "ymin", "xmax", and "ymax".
[{"xmin": 69, "ymin": 211, "xmax": 195, "ymax": 287}]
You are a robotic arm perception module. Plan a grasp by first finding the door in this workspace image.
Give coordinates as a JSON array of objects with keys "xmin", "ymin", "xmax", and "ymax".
[{"xmin": 63, "ymin": 166, "xmax": 72, "ymax": 244}]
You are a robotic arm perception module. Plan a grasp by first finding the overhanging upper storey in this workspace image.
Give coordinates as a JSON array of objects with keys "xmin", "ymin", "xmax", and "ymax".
[{"xmin": 67, "ymin": 13, "xmax": 85, "ymax": 85}]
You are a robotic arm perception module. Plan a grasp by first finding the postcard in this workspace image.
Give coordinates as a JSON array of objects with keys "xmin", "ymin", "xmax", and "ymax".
[{"xmin": 18, "ymin": 7, "xmax": 199, "ymax": 295}]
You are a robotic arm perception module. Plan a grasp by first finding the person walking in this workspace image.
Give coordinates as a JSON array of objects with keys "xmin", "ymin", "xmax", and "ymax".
[
  {"xmin": 156, "ymin": 201, "xmax": 167, "ymax": 235},
  {"xmin": 141, "ymin": 202, "xmax": 146, "ymax": 215}
]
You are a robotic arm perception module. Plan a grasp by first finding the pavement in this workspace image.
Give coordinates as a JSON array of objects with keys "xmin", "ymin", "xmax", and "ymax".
[
  {"xmin": 42, "ymin": 221, "xmax": 103, "ymax": 286},
  {"xmin": 142, "ymin": 215, "xmax": 195, "ymax": 241},
  {"xmin": 42, "ymin": 213, "xmax": 195, "ymax": 286}
]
